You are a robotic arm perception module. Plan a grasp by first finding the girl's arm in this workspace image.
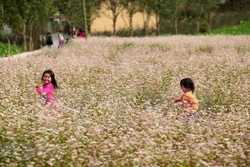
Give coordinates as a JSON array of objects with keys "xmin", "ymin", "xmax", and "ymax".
[
  {"xmin": 36, "ymin": 84, "xmax": 53, "ymax": 96},
  {"xmin": 171, "ymin": 97, "xmax": 181, "ymax": 103},
  {"xmin": 174, "ymin": 98, "xmax": 181, "ymax": 103},
  {"xmin": 173, "ymin": 93, "xmax": 185, "ymax": 103}
]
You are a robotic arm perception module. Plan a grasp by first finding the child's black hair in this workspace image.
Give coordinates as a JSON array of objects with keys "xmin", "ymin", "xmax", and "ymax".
[
  {"xmin": 180, "ymin": 78, "xmax": 195, "ymax": 93},
  {"xmin": 42, "ymin": 70, "xmax": 58, "ymax": 89}
]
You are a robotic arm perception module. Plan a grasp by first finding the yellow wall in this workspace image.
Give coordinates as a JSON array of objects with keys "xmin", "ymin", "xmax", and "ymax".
[{"xmin": 91, "ymin": 3, "xmax": 156, "ymax": 33}]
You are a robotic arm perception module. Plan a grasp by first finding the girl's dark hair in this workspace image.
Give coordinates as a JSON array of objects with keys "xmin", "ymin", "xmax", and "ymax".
[
  {"xmin": 42, "ymin": 70, "xmax": 58, "ymax": 89},
  {"xmin": 180, "ymin": 78, "xmax": 195, "ymax": 93}
]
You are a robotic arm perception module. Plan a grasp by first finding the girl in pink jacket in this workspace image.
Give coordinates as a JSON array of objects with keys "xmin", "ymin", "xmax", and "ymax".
[{"xmin": 36, "ymin": 70, "xmax": 58, "ymax": 108}]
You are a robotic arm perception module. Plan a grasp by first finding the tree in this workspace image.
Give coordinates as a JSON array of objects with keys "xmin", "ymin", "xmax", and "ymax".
[
  {"xmin": 155, "ymin": 0, "xmax": 160, "ymax": 35},
  {"xmin": 204, "ymin": 0, "xmax": 219, "ymax": 32},
  {"xmin": 168, "ymin": 0, "xmax": 187, "ymax": 34},
  {"xmin": 82, "ymin": 0, "xmax": 88, "ymax": 39},
  {"xmin": 138, "ymin": 0, "xmax": 156, "ymax": 36},
  {"xmin": 102, "ymin": 0, "xmax": 124, "ymax": 36},
  {"xmin": 154, "ymin": 0, "xmax": 171, "ymax": 35},
  {"xmin": 137, "ymin": 0, "xmax": 172, "ymax": 36},
  {"xmin": 121, "ymin": 0, "xmax": 140, "ymax": 36},
  {"xmin": 26, "ymin": 0, "xmax": 55, "ymax": 50},
  {"xmin": 187, "ymin": 0, "xmax": 218, "ymax": 33},
  {"xmin": 2, "ymin": 0, "xmax": 55, "ymax": 51},
  {"xmin": 0, "ymin": 1, "xmax": 3, "ymax": 27},
  {"xmin": 187, "ymin": 0, "xmax": 205, "ymax": 33},
  {"xmin": 0, "ymin": 1, "xmax": 11, "ymax": 54},
  {"xmin": 2, "ymin": 0, "xmax": 28, "ymax": 51},
  {"xmin": 62, "ymin": 0, "xmax": 101, "ymax": 34}
]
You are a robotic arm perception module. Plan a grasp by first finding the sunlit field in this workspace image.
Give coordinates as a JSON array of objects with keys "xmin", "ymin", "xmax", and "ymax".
[{"xmin": 0, "ymin": 36, "xmax": 250, "ymax": 166}]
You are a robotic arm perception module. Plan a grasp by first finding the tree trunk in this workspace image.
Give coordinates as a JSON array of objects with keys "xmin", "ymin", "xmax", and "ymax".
[
  {"xmin": 174, "ymin": 18, "xmax": 178, "ymax": 35},
  {"xmin": 207, "ymin": 11, "xmax": 211, "ymax": 32},
  {"xmin": 23, "ymin": 23, "xmax": 27, "ymax": 51},
  {"xmin": 155, "ymin": 0, "xmax": 160, "ymax": 36},
  {"xmin": 143, "ymin": 12, "xmax": 150, "ymax": 36},
  {"xmin": 29, "ymin": 24, "xmax": 34, "ymax": 51},
  {"xmin": 113, "ymin": 15, "xmax": 117, "ymax": 36},
  {"xmin": 129, "ymin": 14, "xmax": 133, "ymax": 37},
  {"xmin": 156, "ymin": 12, "xmax": 160, "ymax": 36},
  {"xmin": 7, "ymin": 37, "xmax": 10, "ymax": 55},
  {"xmin": 196, "ymin": 17, "xmax": 200, "ymax": 34},
  {"xmin": 82, "ymin": 0, "xmax": 88, "ymax": 39}
]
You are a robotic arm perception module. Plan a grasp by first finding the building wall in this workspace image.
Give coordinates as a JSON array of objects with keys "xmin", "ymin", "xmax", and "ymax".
[{"xmin": 91, "ymin": 3, "xmax": 156, "ymax": 33}]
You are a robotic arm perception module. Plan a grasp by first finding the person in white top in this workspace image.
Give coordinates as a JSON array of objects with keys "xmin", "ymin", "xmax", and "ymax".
[{"xmin": 58, "ymin": 30, "xmax": 64, "ymax": 48}]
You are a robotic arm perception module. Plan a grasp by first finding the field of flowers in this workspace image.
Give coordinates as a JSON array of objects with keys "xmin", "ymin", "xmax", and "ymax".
[{"xmin": 0, "ymin": 36, "xmax": 250, "ymax": 166}]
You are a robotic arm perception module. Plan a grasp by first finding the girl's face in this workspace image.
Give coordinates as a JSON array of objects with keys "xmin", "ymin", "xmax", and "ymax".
[
  {"xmin": 181, "ymin": 85, "xmax": 188, "ymax": 93},
  {"xmin": 43, "ymin": 73, "xmax": 52, "ymax": 84}
]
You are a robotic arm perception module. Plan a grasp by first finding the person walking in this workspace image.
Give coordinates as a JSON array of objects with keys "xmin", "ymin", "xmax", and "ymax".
[
  {"xmin": 58, "ymin": 30, "xmax": 64, "ymax": 48},
  {"xmin": 78, "ymin": 29, "xmax": 85, "ymax": 38},
  {"xmin": 46, "ymin": 32, "xmax": 53, "ymax": 48}
]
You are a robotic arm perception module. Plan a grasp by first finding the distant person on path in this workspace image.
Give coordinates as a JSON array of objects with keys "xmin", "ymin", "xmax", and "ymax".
[
  {"xmin": 71, "ymin": 28, "xmax": 77, "ymax": 38},
  {"xmin": 78, "ymin": 29, "xmax": 85, "ymax": 38},
  {"xmin": 36, "ymin": 70, "xmax": 58, "ymax": 109},
  {"xmin": 171, "ymin": 78, "xmax": 199, "ymax": 119},
  {"xmin": 46, "ymin": 32, "xmax": 53, "ymax": 48},
  {"xmin": 58, "ymin": 30, "xmax": 64, "ymax": 48}
]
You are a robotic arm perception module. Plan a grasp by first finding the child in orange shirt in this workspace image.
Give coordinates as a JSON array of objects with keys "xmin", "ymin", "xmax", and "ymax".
[{"xmin": 172, "ymin": 78, "xmax": 199, "ymax": 117}]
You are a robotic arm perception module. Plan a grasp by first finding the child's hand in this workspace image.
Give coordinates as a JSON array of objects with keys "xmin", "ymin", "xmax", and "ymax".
[{"xmin": 169, "ymin": 97, "xmax": 176, "ymax": 103}]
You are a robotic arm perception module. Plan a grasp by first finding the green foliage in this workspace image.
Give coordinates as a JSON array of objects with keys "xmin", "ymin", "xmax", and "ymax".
[
  {"xmin": 0, "ymin": 42, "xmax": 23, "ymax": 57},
  {"xmin": 1, "ymin": 0, "xmax": 56, "ymax": 51},
  {"xmin": 63, "ymin": 0, "xmax": 101, "ymax": 31},
  {"xmin": 208, "ymin": 20, "xmax": 250, "ymax": 35}
]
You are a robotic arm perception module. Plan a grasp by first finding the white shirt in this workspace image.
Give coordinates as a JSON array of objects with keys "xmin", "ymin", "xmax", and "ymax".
[{"xmin": 59, "ymin": 33, "xmax": 64, "ymax": 41}]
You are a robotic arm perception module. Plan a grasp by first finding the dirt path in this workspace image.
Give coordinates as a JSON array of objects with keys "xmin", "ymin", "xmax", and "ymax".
[{"xmin": 1, "ymin": 33, "xmax": 69, "ymax": 61}]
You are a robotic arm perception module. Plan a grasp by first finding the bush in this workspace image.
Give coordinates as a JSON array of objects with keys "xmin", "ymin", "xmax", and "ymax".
[
  {"xmin": 0, "ymin": 42, "xmax": 23, "ymax": 57},
  {"xmin": 207, "ymin": 20, "xmax": 250, "ymax": 35}
]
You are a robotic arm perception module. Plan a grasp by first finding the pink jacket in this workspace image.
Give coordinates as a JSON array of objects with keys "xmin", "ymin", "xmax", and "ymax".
[
  {"xmin": 79, "ymin": 32, "xmax": 85, "ymax": 38},
  {"xmin": 36, "ymin": 83, "xmax": 55, "ymax": 106}
]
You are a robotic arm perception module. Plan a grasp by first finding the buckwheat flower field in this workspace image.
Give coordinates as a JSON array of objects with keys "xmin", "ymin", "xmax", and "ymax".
[{"xmin": 0, "ymin": 36, "xmax": 250, "ymax": 166}]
